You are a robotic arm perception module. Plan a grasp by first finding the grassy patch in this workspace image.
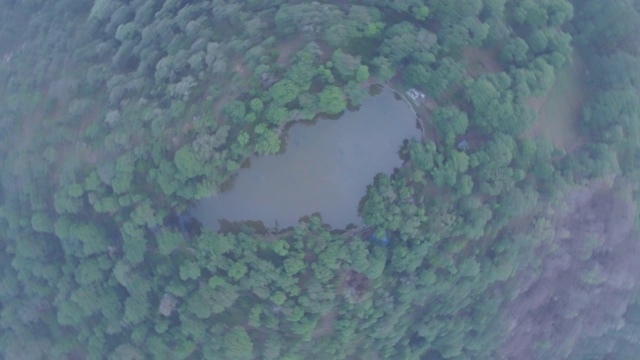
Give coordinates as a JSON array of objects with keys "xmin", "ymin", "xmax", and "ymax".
[{"xmin": 525, "ymin": 56, "xmax": 587, "ymax": 152}]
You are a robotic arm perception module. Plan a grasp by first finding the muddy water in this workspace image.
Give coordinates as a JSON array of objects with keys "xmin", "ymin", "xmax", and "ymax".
[{"xmin": 192, "ymin": 89, "xmax": 420, "ymax": 230}]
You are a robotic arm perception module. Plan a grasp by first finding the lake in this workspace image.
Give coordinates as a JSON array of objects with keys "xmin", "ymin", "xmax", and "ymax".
[{"xmin": 191, "ymin": 88, "xmax": 420, "ymax": 230}]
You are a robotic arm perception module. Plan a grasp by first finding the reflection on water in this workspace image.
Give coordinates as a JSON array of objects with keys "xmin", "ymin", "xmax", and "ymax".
[{"xmin": 192, "ymin": 89, "xmax": 420, "ymax": 230}]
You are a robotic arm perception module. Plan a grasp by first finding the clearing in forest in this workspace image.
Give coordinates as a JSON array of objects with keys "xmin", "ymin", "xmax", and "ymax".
[
  {"xmin": 525, "ymin": 56, "xmax": 587, "ymax": 152},
  {"xmin": 463, "ymin": 46, "xmax": 503, "ymax": 76},
  {"xmin": 500, "ymin": 178, "xmax": 638, "ymax": 360},
  {"xmin": 276, "ymin": 34, "xmax": 307, "ymax": 65}
]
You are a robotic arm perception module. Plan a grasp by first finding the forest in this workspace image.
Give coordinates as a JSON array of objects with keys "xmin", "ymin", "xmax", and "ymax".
[{"xmin": 0, "ymin": 0, "xmax": 640, "ymax": 359}]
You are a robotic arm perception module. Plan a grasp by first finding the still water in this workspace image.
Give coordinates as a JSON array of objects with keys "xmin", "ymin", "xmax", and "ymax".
[{"xmin": 192, "ymin": 89, "xmax": 420, "ymax": 230}]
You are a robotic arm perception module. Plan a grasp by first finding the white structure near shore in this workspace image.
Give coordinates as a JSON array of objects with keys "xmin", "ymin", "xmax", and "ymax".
[{"xmin": 406, "ymin": 88, "xmax": 426, "ymax": 105}]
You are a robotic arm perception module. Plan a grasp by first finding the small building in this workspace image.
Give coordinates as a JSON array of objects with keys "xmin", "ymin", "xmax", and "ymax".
[
  {"xmin": 457, "ymin": 139, "xmax": 469, "ymax": 151},
  {"xmin": 406, "ymin": 88, "xmax": 426, "ymax": 104},
  {"xmin": 370, "ymin": 231, "xmax": 390, "ymax": 246}
]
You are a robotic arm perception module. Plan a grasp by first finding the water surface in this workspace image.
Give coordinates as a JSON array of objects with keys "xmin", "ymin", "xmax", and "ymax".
[{"xmin": 192, "ymin": 89, "xmax": 419, "ymax": 230}]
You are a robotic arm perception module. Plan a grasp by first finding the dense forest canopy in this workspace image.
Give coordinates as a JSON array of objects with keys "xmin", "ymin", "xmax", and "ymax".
[{"xmin": 1, "ymin": 0, "xmax": 640, "ymax": 359}]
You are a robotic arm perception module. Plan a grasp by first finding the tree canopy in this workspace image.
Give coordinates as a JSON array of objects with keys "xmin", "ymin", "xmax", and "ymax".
[{"xmin": 0, "ymin": 0, "xmax": 638, "ymax": 359}]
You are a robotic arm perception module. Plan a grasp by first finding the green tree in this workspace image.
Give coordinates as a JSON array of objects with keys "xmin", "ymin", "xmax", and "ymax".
[
  {"xmin": 412, "ymin": 5, "xmax": 430, "ymax": 20},
  {"xmin": 174, "ymin": 145, "xmax": 204, "ymax": 181},
  {"xmin": 355, "ymin": 65, "xmax": 370, "ymax": 82},
  {"xmin": 465, "ymin": 75, "xmax": 534, "ymax": 135},
  {"xmin": 269, "ymin": 79, "xmax": 301, "ymax": 106},
  {"xmin": 371, "ymin": 56, "xmax": 395, "ymax": 82},
  {"xmin": 224, "ymin": 327, "xmax": 254, "ymax": 360},
  {"xmin": 156, "ymin": 230, "xmax": 183, "ymax": 256},
  {"xmin": 431, "ymin": 107, "xmax": 469, "ymax": 145},
  {"xmin": 500, "ymin": 37, "xmax": 529, "ymax": 65},
  {"xmin": 109, "ymin": 344, "xmax": 145, "ymax": 360},
  {"xmin": 332, "ymin": 50, "xmax": 362, "ymax": 79},
  {"xmin": 318, "ymin": 86, "xmax": 346, "ymax": 115},
  {"xmin": 31, "ymin": 212, "xmax": 54, "ymax": 233},
  {"xmin": 124, "ymin": 294, "xmax": 149, "ymax": 325},
  {"xmin": 179, "ymin": 261, "xmax": 201, "ymax": 281}
]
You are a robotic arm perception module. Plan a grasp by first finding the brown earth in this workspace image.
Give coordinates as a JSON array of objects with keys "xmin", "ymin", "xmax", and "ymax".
[
  {"xmin": 463, "ymin": 46, "xmax": 503, "ymax": 77},
  {"xmin": 524, "ymin": 55, "xmax": 588, "ymax": 153},
  {"xmin": 499, "ymin": 177, "xmax": 640, "ymax": 359}
]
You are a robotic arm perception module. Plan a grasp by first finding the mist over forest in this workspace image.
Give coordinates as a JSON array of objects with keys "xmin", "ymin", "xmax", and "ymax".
[{"xmin": 1, "ymin": 0, "xmax": 640, "ymax": 359}]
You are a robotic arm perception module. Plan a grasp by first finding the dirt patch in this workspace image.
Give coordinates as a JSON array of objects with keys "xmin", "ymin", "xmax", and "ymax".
[
  {"xmin": 312, "ymin": 310, "xmax": 337, "ymax": 338},
  {"xmin": 276, "ymin": 35, "xmax": 307, "ymax": 66},
  {"xmin": 235, "ymin": 63, "xmax": 249, "ymax": 79},
  {"xmin": 211, "ymin": 91, "xmax": 238, "ymax": 122},
  {"xmin": 463, "ymin": 46, "xmax": 503, "ymax": 77},
  {"xmin": 524, "ymin": 55, "xmax": 587, "ymax": 152},
  {"xmin": 499, "ymin": 178, "xmax": 640, "ymax": 359}
]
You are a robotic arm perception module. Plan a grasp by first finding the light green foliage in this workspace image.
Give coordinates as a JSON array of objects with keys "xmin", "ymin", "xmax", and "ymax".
[
  {"xmin": 254, "ymin": 128, "xmax": 281, "ymax": 154},
  {"xmin": 131, "ymin": 200, "xmax": 159, "ymax": 227},
  {"xmin": 355, "ymin": 65, "xmax": 370, "ymax": 82},
  {"xmin": 526, "ymin": 58, "xmax": 556, "ymax": 95},
  {"xmin": 285, "ymin": 48, "xmax": 319, "ymax": 90},
  {"xmin": 75, "ymin": 256, "xmax": 110, "ymax": 285},
  {"xmin": 346, "ymin": 240, "xmax": 370, "ymax": 273},
  {"xmin": 222, "ymin": 101, "xmax": 247, "ymax": 123},
  {"xmin": 228, "ymin": 262, "xmax": 248, "ymax": 281},
  {"xmin": 343, "ymin": 81, "xmax": 367, "ymax": 106},
  {"xmin": 156, "ymin": 230, "xmax": 183, "ymax": 255},
  {"xmin": 430, "ymin": 0, "xmax": 487, "ymax": 48},
  {"xmin": 318, "ymin": 86, "xmax": 346, "ymax": 115},
  {"xmin": 332, "ymin": 50, "xmax": 362, "ymax": 79},
  {"xmin": 56, "ymin": 298, "xmax": 84, "ymax": 326},
  {"xmin": 348, "ymin": 5, "xmax": 385, "ymax": 38},
  {"xmin": 431, "ymin": 107, "xmax": 469, "ymax": 145},
  {"xmin": 69, "ymin": 223, "xmax": 109, "ymax": 257},
  {"xmin": 466, "ymin": 74, "xmax": 534, "ymax": 135},
  {"xmin": 271, "ymin": 291, "xmax": 287, "ymax": 305},
  {"xmin": 53, "ymin": 186, "xmax": 84, "ymax": 215},
  {"xmin": 412, "ymin": 5, "xmax": 430, "ymax": 20},
  {"xmin": 269, "ymin": 80, "xmax": 301, "ymax": 106},
  {"xmin": 273, "ymin": 239, "xmax": 289, "ymax": 256},
  {"xmin": 284, "ymin": 257, "xmax": 305, "ymax": 276},
  {"xmin": 174, "ymin": 145, "xmax": 204, "ymax": 180},
  {"xmin": 109, "ymin": 344, "xmax": 145, "ymax": 360},
  {"xmin": 112, "ymin": 154, "xmax": 135, "ymax": 194},
  {"xmin": 124, "ymin": 294, "xmax": 149, "ymax": 325},
  {"xmin": 179, "ymin": 261, "xmax": 201, "ymax": 281},
  {"xmin": 584, "ymin": 89, "xmax": 640, "ymax": 133},
  {"xmin": 371, "ymin": 56, "xmax": 395, "ymax": 82},
  {"xmin": 404, "ymin": 56, "xmax": 465, "ymax": 97},
  {"xmin": 121, "ymin": 221, "xmax": 146, "ymax": 264},
  {"xmin": 31, "ymin": 212, "xmax": 53, "ymax": 233},
  {"xmin": 265, "ymin": 105, "xmax": 289, "ymax": 125},
  {"xmin": 472, "ymin": 133, "xmax": 516, "ymax": 169},
  {"xmin": 381, "ymin": 22, "xmax": 428, "ymax": 65},
  {"xmin": 323, "ymin": 5, "xmax": 385, "ymax": 47},
  {"xmin": 501, "ymin": 37, "xmax": 529, "ymax": 65},
  {"xmin": 250, "ymin": 98, "xmax": 264, "ymax": 113},
  {"xmin": 0, "ymin": 1, "xmax": 636, "ymax": 359},
  {"xmin": 224, "ymin": 327, "xmax": 254, "ymax": 360},
  {"xmin": 275, "ymin": 3, "xmax": 343, "ymax": 39}
]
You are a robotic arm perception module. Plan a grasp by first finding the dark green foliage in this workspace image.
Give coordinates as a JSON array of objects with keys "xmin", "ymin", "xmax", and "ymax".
[
  {"xmin": 430, "ymin": 106, "xmax": 469, "ymax": 145},
  {"xmin": 0, "ymin": 0, "xmax": 637, "ymax": 359},
  {"xmin": 465, "ymin": 73, "xmax": 536, "ymax": 135},
  {"xmin": 155, "ymin": 230, "xmax": 183, "ymax": 255},
  {"xmin": 224, "ymin": 327, "xmax": 254, "ymax": 360},
  {"xmin": 572, "ymin": 0, "xmax": 639, "ymax": 53}
]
